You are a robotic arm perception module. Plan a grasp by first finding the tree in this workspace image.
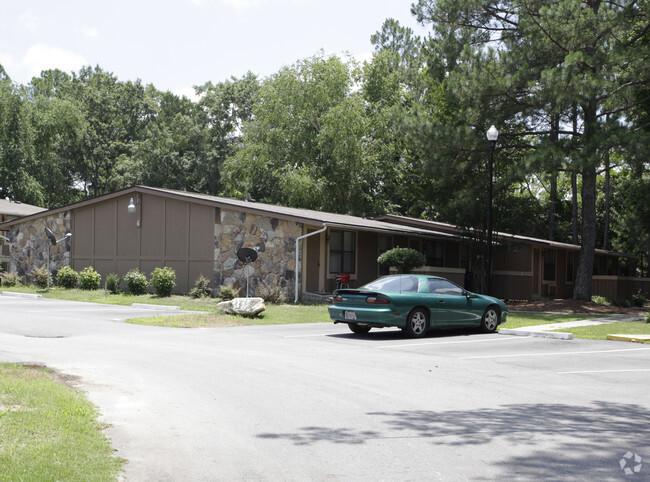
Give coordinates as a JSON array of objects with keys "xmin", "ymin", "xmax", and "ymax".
[
  {"xmin": 412, "ymin": 0, "xmax": 650, "ymax": 299},
  {"xmin": 378, "ymin": 247, "xmax": 426, "ymax": 273}
]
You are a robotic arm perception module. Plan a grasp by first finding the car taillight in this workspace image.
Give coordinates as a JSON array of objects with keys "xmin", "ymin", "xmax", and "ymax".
[
  {"xmin": 333, "ymin": 294, "xmax": 343, "ymax": 302},
  {"xmin": 366, "ymin": 296, "xmax": 389, "ymax": 304}
]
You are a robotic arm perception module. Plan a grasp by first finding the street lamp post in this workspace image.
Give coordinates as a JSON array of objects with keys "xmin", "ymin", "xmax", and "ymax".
[{"xmin": 486, "ymin": 125, "xmax": 499, "ymax": 295}]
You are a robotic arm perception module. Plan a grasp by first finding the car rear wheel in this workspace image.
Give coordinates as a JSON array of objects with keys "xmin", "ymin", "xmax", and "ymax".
[
  {"xmin": 480, "ymin": 306, "xmax": 500, "ymax": 333},
  {"xmin": 402, "ymin": 308, "xmax": 429, "ymax": 338},
  {"xmin": 348, "ymin": 323, "xmax": 371, "ymax": 335}
]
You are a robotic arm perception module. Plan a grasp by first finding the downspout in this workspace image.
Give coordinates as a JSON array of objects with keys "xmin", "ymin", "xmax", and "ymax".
[{"xmin": 294, "ymin": 224, "xmax": 329, "ymax": 303}]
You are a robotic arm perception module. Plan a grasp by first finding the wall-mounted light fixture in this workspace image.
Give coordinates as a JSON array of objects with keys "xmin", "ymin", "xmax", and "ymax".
[
  {"xmin": 44, "ymin": 228, "xmax": 72, "ymax": 290},
  {"xmin": 127, "ymin": 194, "xmax": 141, "ymax": 227}
]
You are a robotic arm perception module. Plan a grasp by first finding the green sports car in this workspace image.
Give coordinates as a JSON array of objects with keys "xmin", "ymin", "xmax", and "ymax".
[{"xmin": 328, "ymin": 274, "xmax": 508, "ymax": 337}]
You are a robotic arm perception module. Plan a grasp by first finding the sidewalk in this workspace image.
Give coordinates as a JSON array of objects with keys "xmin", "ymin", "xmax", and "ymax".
[{"xmin": 500, "ymin": 313, "xmax": 646, "ymax": 340}]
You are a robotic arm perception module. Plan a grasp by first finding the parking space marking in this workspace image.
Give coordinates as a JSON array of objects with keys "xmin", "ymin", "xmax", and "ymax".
[
  {"xmin": 460, "ymin": 346, "xmax": 650, "ymax": 360},
  {"xmin": 557, "ymin": 368, "xmax": 650, "ymax": 374},
  {"xmin": 284, "ymin": 333, "xmax": 345, "ymax": 338},
  {"xmin": 376, "ymin": 336, "xmax": 528, "ymax": 350}
]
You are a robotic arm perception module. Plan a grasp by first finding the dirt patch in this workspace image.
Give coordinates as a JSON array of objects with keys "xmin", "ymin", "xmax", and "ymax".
[{"xmin": 507, "ymin": 299, "xmax": 648, "ymax": 314}]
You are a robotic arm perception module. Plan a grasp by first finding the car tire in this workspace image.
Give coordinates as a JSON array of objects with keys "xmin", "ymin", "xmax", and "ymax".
[
  {"xmin": 480, "ymin": 306, "xmax": 500, "ymax": 333},
  {"xmin": 348, "ymin": 323, "xmax": 371, "ymax": 335},
  {"xmin": 402, "ymin": 308, "xmax": 429, "ymax": 338}
]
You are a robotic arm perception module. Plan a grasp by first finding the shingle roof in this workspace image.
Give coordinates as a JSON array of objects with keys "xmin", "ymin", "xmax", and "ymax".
[
  {"xmin": 142, "ymin": 186, "xmax": 454, "ymax": 238},
  {"xmin": 0, "ymin": 198, "xmax": 46, "ymax": 218}
]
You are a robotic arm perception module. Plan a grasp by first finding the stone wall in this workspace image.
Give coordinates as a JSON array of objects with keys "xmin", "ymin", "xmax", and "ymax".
[
  {"xmin": 214, "ymin": 208, "xmax": 302, "ymax": 300},
  {"xmin": 8, "ymin": 211, "xmax": 71, "ymax": 282}
]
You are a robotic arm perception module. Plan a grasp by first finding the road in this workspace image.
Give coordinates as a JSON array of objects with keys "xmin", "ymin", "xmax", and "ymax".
[{"xmin": 1, "ymin": 295, "xmax": 649, "ymax": 481}]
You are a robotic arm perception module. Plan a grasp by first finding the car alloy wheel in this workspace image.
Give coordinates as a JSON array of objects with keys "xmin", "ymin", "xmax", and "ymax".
[
  {"xmin": 481, "ymin": 307, "xmax": 499, "ymax": 333},
  {"xmin": 403, "ymin": 308, "xmax": 429, "ymax": 338}
]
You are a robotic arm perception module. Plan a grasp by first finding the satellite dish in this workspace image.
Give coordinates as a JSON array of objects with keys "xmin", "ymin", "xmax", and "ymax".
[
  {"xmin": 237, "ymin": 247, "xmax": 258, "ymax": 264},
  {"xmin": 45, "ymin": 227, "xmax": 57, "ymax": 246}
]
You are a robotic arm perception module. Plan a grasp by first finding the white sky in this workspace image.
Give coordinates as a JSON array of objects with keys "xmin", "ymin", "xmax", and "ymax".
[{"xmin": 0, "ymin": 0, "xmax": 428, "ymax": 98}]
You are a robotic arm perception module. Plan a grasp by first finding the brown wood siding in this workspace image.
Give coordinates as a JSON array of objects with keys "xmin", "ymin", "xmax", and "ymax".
[
  {"xmin": 356, "ymin": 231, "xmax": 379, "ymax": 287},
  {"xmin": 72, "ymin": 193, "xmax": 213, "ymax": 293}
]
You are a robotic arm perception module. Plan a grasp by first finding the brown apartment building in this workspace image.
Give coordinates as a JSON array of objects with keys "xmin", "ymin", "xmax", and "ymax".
[{"xmin": 1, "ymin": 185, "xmax": 647, "ymax": 301}]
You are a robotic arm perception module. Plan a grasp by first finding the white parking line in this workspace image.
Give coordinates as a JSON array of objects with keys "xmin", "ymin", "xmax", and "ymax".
[
  {"xmin": 284, "ymin": 333, "xmax": 345, "ymax": 338},
  {"xmin": 460, "ymin": 347, "xmax": 650, "ymax": 360},
  {"xmin": 558, "ymin": 368, "xmax": 650, "ymax": 374},
  {"xmin": 376, "ymin": 336, "xmax": 528, "ymax": 349}
]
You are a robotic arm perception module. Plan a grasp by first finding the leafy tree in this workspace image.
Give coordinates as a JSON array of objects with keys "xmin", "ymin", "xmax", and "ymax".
[
  {"xmin": 412, "ymin": 0, "xmax": 650, "ymax": 299},
  {"xmin": 378, "ymin": 247, "xmax": 426, "ymax": 273}
]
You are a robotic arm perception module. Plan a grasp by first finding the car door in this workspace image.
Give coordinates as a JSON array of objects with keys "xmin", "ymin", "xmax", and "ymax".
[{"xmin": 426, "ymin": 278, "xmax": 477, "ymax": 327}]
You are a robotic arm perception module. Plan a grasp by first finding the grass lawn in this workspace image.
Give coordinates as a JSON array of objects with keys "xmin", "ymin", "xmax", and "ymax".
[
  {"xmin": 0, "ymin": 364, "xmax": 124, "ymax": 481},
  {"xmin": 503, "ymin": 312, "xmax": 612, "ymax": 329},
  {"xmin": 126, "ymin": 303, "xmax": 332, "ymax": 327},
  {"xmin": 552, "ymin": 321, "xmax": 650, "ymax": 343}
]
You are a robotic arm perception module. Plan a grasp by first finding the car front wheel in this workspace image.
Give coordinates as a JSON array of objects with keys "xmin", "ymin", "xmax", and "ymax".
[
  {"xmin": 348, "ymin": 323, "xmax": 371, "ymax": 335},
  {"xmin": 402, "ymin": 308, "xmax": 429, "ymax": 338},
  {"xmin": 480, "ymin": 306, "xmax": 500, "ymax": 333}
]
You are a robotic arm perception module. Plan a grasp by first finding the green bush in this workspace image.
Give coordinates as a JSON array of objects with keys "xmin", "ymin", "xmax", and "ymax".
[
  {"xmin": 0, "ymin": 272, "xmax": 20, "ymax": 287},
  {"xmin": 79, "ymin": 267, "xmax": 101, "ymax": 290},
  {"xmin": 124, "ymin": 269, "xmax": 148, "ymax": 295},
  {"xmin": 591, "ymin": 295, "xmax": 608, "ymax": 305},
  {"xmin": 218, "ymin": 284, "xmax": 240, "ymax": 301},
  {"xmin": 631, "ymin": 289, "xmax": 647, "ymax": 308},
  {"xmin": 57, "ymin": 266, "xmax": 79, "ymax": 289},
  {"xmin": 190, "ymin": 275, "xmax": 212, "ymax": 298},
  {"xmin": 377, "ymin": 247, "xmax": 426, "ymax": 274},
  {"xmin": 106, "ymin": 273, "xmax": 121, "ymax": 294},
  {"xmin": 256, "ymin": 275, "xmax": 287, "ymax": 304},
  {"xmin": 32, "ymin": 266, "xmax": 50, "ymax": 289},
  {"xmin": 151, "ymin": 267, "xmax": 176, "ymax": 297}
]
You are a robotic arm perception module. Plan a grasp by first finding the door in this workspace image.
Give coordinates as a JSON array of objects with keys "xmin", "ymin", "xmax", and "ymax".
[{"xmin": 425, "ymin": 278, "xmax": 480, "ymax": 327}]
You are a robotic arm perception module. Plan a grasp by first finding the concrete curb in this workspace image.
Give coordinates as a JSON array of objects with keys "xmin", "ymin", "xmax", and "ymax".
[
  {"xmin": 606, "ymin": 334, "xmax": 650, "ymax": 343},
  {"xmin": 500, "ymin": 328, "xmax": 574, "ymax": 340},
  {"xmin": 1, "ymin": 291, "xmax": 43, "ymax": 299},
  {"xmin": 131, "ymin": 303, "xmax": 181, "ymax": 311}
]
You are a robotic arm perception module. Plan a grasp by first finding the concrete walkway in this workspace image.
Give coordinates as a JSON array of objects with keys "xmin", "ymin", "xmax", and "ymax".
[{"xmin": 500, "ymin": 313, "xmax": 646, "ymax": 340}]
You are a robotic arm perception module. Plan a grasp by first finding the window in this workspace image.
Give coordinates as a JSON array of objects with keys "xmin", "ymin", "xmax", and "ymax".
[
  {"xmin": 566, "ymin": 252, "xmax": 575, "ymax": 283},
  {"xmin": 364, "ymin": 276, "xmax": 419, "ymax": 292},
  {"xmin": 428, "ymin": 278, "xmax": 464, "ymax": 296},
  {"xmin": 424, "ymin": 240, "xmax": 444, "ymax": 267},
  {"xmin": 543, "ymin": 250, "xmax": 556, "ymax": 282},
  {"xmin": 329, "ymin": 230, "xmax": 356, "ymax": 274}
]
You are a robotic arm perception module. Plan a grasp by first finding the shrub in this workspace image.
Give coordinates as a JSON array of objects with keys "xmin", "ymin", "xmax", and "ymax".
[
  {"xmin": 151, "ymin": 266, "xmax": 176, "ymax": 297},
  {"xmin": 0, "ymin": 272, "xmax": 20, "ymax": 287},
  {"xmin": 256, "ymin": 275, "xmax": 287, "ymax": 304},
  {"xmin": 631, "ymin": 289, "xmax": 647, "ymax": 308},
  {"xmin": 218, "ymin": 284, "xmax": 240, "ymax": 301},
  {"xmin": 190, "ymin": 275, "xmax": 212, "ymax": 298},
  {"xmin": 106, "ymin": 273, "xmax": 121, "ymax": 294},
  {"xmin": 124, "ymin": 269, "xmax": 148, "ymax": 295},
  {"xmin": 591, "ymin": 295, "xmax": 608, "ymax": 305},
  {"xmin": 645, "ymin": 312, "xmax": 650, "ymax": 323},
  {"xmin": 57, "ymin": 266, "xmax": 79, "ymax": 289},
  {"xmin": 377, "ymin": 247, "xmax": 426, "ymax": 274},
  {"xmin": 32, "ymin": 266, "xmax": 50, "ymax": 289},
  {"xmin": 79, "ymin": 267, "xmax": 101, "ymax": 290}
]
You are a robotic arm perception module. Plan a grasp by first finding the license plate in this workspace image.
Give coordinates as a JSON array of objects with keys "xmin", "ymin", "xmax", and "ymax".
[{"xmin": 344, "ymin": 311, "xmax": 356, "ymax": 320}]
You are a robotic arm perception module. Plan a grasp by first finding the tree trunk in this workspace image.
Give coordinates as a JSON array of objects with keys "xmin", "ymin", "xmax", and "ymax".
[{"xmin": 573, "ymin": 103, "xmax": 599, "ymax": 301}]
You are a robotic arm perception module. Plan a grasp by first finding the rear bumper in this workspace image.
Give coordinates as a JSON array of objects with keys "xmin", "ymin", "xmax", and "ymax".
[{"xmin": 328, "ymin": 305, "xmax": 405, "ymax": 328}]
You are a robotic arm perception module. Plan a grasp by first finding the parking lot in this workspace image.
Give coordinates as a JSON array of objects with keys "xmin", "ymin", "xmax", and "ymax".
[{"xmin": 1, "ymin": 296, "xmax": 649, "ymax": 480}]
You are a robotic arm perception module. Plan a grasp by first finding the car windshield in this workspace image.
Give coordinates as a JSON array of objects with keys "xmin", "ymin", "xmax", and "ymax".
[{"xmin": 362, "ymin": 276, "xmax": 420, "ymax": 292}]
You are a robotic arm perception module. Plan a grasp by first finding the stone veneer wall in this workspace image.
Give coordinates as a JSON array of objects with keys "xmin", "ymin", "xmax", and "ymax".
[
  {"xmin": 8, "ymin": 211, "xmax": 71, "ymax": 281},
  {"xmin": 214, "ymin": 208, "xmax": 302, "ymax": 299}
]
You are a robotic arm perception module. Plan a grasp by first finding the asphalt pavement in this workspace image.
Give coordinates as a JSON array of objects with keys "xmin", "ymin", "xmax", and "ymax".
[{"xmin": 1, "ymin": 295, "xmax": 649, "ymax": 481}]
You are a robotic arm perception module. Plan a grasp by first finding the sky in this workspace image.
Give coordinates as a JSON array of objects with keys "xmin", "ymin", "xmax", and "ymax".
[{"xmin": 0, "ymin": 0, "xmax": 428, "ymax": 99}]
